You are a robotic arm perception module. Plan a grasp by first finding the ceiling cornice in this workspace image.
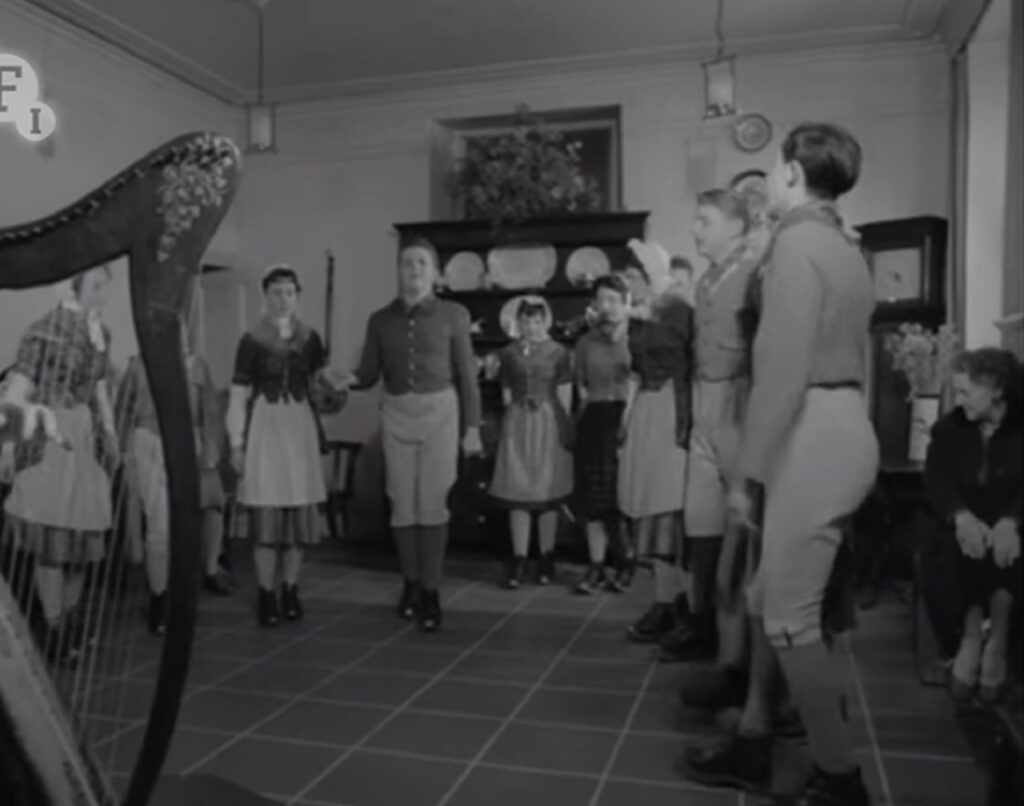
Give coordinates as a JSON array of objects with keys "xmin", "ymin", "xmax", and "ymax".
[
  {"xmin": 13, "ymin": 0, "xmax": 950, "ymax": 108},
  {"xmin": 20, "ymin": 0, "xmax": 249, "ymax": 103}
]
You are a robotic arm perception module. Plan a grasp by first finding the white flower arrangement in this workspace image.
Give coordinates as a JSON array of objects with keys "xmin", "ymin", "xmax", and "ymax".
[{"xmin": 884, "ymin": 322, "xmax": 959, "ymax": 400}]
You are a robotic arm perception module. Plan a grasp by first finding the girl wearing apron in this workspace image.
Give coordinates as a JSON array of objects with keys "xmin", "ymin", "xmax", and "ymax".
[
  {"xmin": 227, "ymin": 265, "xmax": 334, "ymax": 627},
  {"xmin": 489, "ymin": 297, "xmax": 573, "ymax": 588},
  {"xmin": 2, "ymin": 265, "xmax": 118, "ymax": 665}
]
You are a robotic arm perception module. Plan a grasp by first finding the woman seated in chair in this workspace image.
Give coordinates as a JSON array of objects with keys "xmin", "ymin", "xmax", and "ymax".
[{"xmin": 922, "ymin": 347, "xmax": 1022, "ymax": 704}]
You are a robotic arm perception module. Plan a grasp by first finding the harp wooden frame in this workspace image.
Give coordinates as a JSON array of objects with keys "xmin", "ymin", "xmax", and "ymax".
[{"xmin": 0, "ymin": 132, "xmax": 242, "ymax": 806}]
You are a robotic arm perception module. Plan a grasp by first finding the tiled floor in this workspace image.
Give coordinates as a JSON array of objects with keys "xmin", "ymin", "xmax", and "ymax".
[{"xmin": 81, "ymin": 548, "xmax": 990, "ymax": 806}]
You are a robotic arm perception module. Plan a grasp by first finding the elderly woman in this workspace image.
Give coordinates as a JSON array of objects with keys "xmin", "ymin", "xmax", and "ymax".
[{"xmin": 922, "ymin": 347, "xmax": 1022, "ymax": 704}]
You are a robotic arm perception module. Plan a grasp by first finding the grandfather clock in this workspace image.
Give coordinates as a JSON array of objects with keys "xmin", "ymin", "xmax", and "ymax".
[{"xmin": 856, "ymin": 215, "xmax": 948, "ymax": 466}]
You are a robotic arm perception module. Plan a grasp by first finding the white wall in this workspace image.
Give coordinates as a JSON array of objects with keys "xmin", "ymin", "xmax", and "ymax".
[
  {"xmin": 0, "ymin": 0, "xmax": 244, "ymax": 374},
  {"xmin": 0, "ymin": 9, "xmax": 955, "ymax": 531},
  {"xmin": 230, "ymin": 40, "xmax": 951, "ymax": 441},
  {"xmin": 964, "ymin": 0, "xmax": 1012, "ymax": 348}
]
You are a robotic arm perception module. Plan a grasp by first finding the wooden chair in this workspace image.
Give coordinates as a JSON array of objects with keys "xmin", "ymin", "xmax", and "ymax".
[{"xmin": 321, "ymin": 440, "xmax": 363, "ymax": 541}]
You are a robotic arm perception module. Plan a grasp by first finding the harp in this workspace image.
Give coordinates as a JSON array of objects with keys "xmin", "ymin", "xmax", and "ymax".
[{"xmin": 0, "ymin": 132, "xmax": 241, "ymax": 805}]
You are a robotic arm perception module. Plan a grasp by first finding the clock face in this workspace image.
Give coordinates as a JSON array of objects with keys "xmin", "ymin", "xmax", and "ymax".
[{"xmin": 871, "ymin": 248, "xmax": 922, "ymax": 302}]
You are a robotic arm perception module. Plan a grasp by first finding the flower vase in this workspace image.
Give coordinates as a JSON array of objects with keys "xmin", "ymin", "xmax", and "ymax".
[{"xmin": 907, "ymin": 395, "xmax": 940, "ymax": 463}]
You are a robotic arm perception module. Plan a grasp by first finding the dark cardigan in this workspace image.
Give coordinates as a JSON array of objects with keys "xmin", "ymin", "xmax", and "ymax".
[{"xmin": 923, "ymin": 399, "xmax": 1023, "ymax": 528}]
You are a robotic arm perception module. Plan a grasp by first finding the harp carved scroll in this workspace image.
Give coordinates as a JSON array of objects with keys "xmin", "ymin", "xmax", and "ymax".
[{"xmin": 0, "ymin": 132, "xmax": 242, "ymax": 806}]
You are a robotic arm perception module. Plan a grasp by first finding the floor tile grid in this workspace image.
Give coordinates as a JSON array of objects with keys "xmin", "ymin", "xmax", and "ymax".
[
  {"xmin": 79, "ymin": 569, "xmax": 358, "ymax": 709},
  {"xmin": 845, "ymin": 635, "xmax": 895, "ymax": 806},
  {"xmin": 430, "ymin": 596, "xmax": 616, "ymax": 806},
  {"xmin": 75, "ymin": 570, "xmax": 367, "ymax": 771},
  {"xmin": 586, "ymin": 655, "xmax": 670, "ymax": 806},
  {"xmin": 140, "ymin": 719, "xmax": 748, "ymax": 802},
  {"xmin": 90, "ymin": 570, "xmax": 441, "ymax": 759},
  {"xmin": 159, "ymin": 683, "xmax": 972, "ymax": 773},
  {"xmin": 205, "ymin": 687, "xmax": 706, "ymax": 743},
  {"xmin": 176, "ymin": 576, "xmax": 494, "ymax": 780},
  {"xmin": 285, "ymin": 580, "xmax": 559, "ymax": 805}
]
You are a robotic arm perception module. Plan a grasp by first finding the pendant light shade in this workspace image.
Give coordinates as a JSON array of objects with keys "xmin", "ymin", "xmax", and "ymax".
[
  {"xmin": 702, "ymin": 55, "xmax": 736, "ymax": 119},
  {"xmin": 702, "ymin": 0, "xmax": 736, "ymax": 119},
  {"xmin": 246, "ymin": 103, "xmax": 276, "ymax": 153},
  {"xmin": 244, "ymin": 1, "xmax": 275, "ymax": 153}
]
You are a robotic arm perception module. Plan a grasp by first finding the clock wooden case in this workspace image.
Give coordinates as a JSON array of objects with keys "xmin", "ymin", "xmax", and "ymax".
[
  {"xmin": 856, "ymin": 216, "xmax": 947, "ymax": 320},
  {"xmin": 857, "ymin": 215, "xmax": 949, "ymax": 465}
]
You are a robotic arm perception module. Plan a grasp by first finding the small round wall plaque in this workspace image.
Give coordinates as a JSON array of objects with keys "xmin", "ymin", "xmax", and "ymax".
[{"xmin": 733, "ymin": 113, "xmax": 772, "ymax": 153}]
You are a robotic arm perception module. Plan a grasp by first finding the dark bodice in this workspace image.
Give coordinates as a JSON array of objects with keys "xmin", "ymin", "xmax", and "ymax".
[
  {"xmin": 628, "ymin": 296, "xmax": 692, "ymax": 391},
  {"xmin": 232, "ymin": 320, "xmax": 326, "ymax": 405},
  {"xmin": 498, "ymin": 340, "xmax": 572, "ymax": 409}
]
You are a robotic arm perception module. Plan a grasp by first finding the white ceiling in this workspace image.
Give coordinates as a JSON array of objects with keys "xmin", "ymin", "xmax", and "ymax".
[{"xmin": 26, "ymin": 0, "xmax": 951, "ymax": 104}]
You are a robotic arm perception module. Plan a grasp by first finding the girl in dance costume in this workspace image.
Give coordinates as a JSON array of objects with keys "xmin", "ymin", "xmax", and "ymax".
[
  {"xmin": 489, "ymin": 296, "xmax": 573, "ymax": 588},
  {"xmin": 228, "ymin": 265, "xmax": 339, "ymax": 627},
  {"xmin": 2, "ymin": 265, "xmax": 119, "ymax": 665}
]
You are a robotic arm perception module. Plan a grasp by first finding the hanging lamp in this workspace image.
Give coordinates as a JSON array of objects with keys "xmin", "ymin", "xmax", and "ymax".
[
  {"xmin": 245, "ymin": 0, "xmax": 276, "ymax": 153},
  {"xmin": 702, "ymin": 0, "xmax": 736, "ymax": 119}
]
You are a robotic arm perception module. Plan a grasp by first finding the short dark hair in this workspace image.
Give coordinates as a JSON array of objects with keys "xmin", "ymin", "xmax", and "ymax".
[
  {"xmin": 262, "ymin": 265, "xmax": 301, "ymax": 293},
  {"xmin": 729, "ymin": 169, "xmax": 767, "ymax": 188},
  {"xmin": 953, "ymin": 348, "xmax": 1023, "ymax": 403},
  {"xmin": 696, "ymin": 188, "xmax": 750, "ymax": 232},
  {"xmin": 592, "ymin": 272, "xmax": 629, "ymax": 300},
  {"xmin": 517, "ymin": 300, "xmax": 547, "ymax": 319},
  {"xmin": 400, "ymin": 237, "xmax": 440, "ymax": 270},
  {"xmin": 781, "ymin": 123, "xmax": 862, "ymax": 200},
  {"xmin": 670, "ymin": 255, "xmax": 693, "ymax": 272}
]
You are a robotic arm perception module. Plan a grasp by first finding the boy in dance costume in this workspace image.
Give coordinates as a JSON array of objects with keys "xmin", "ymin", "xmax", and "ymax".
[
  {"xmin": 654, "ymin": 187, "xmax": 762, "ymax": 664},
  {"xmin": 345, "ymin": 238, "xmax": 482, "ymax": 632},
  {"xmin": 705, "ymin": 123, "xmax": 878, "ymax": 805}
]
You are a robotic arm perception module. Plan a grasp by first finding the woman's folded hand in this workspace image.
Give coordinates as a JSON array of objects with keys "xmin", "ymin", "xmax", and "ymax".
[{"xmin": 990, "ymin": 518, "xmax": 1021, "ymax": 568}]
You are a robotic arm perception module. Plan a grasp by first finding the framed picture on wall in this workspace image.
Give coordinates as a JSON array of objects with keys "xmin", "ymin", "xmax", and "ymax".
[{"xmin": 430, "ymin": 105, "xmax": 622, "ymax": 219}]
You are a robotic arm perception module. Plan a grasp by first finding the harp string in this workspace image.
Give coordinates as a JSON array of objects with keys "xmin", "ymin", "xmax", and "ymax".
[
  {"xmin": 90, "ymin": 276, "xmax": 208, "ymax": 782},
  {"xmin": 1, "ymin": 264, "xmax": 206, "ymax": 797},
  {"xmin": 0, "ymin": 269, "xmax": 121, "ymax": 803},
  {"xmin": 110, "ymin": 284, "xmax": 205, "ymax": 779},
  {"xmin": 3, "ymin": 281, "xmax": 81, "ymax": 671}
]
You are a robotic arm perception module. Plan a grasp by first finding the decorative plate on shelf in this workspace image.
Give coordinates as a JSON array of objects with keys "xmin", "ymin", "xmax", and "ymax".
[
  {"xmin": 443, "ymin": 251, "xmax": 486, "ymax": 291},
  {"xmin": 486, "ymin": 243, "xmax": 557, "ymax": 289},
  {"xmin": 566, "ymin": 246, "xmax": 610, "ymax": 286},
  {"xmin": 733, "ymin": 113, "xmax": 773, "ymax": 153}
]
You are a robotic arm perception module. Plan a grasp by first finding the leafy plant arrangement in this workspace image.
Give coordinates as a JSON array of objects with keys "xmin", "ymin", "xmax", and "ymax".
[
  {"xmin": 445, "ymin": 104, "xmax": 602, "ymax": 230},
  {"xmin": 884, "ymin": 322, "xmax": 959, "ymax": 399}
]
